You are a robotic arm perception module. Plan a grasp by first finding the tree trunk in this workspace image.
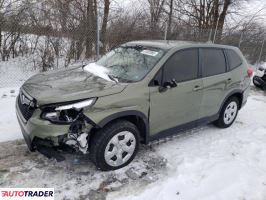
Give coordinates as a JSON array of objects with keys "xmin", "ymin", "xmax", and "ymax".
[
  {"xmin": 216, "ymin": 0, "xmax": 231, "ymax": 42},
  {"xmin": 100, "ymin": 0, "xmax": 110, "ymax": 54},
  {"xmin": 212, "ymin": 0, "xmax": 219, "ymax": 28},
  {"xmin": 149, "ymin": 0, "xmax": 165, "ymax": 38},
  {"xmin": 0, "ymin": 16, "xmax": 2, "ymax": 54},
  {"xmin": 167, "ymin": 0, "xmax": 173, "ymax": 40},
  {"xmin": 85, "ymin": 0, "xmax": 94, "ymax": 58},
  {"xmin": 76, "ymin": 39, "xmax": 83, "ymax": 60},
  {"xmin": 0, "ymin": 26, "xmax": 2, "ymax": 50}
]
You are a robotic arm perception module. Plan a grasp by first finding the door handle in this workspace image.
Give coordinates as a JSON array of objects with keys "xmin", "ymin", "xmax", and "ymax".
[
  {"xmin": 227, "ymin": 78, "xmax": 232, "ymax": 83},
  {"xmin": 193, "ymin": 85, "xmax": 202, "ymax": 91}
]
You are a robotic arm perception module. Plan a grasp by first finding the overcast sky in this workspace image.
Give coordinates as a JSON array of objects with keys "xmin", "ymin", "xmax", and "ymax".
[
  {"xmin": 115, "ymin": 0, "xmax": 266, "ymax": 26},
  {"xmin": 237, "ymin": 0, "xmax": 266, "ymax": 24}
]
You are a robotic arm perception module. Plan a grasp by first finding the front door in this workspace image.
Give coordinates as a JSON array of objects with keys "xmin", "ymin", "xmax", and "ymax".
[{"xmin": 149, "ymin": 48, "xmax": 203, "ymax": 136}]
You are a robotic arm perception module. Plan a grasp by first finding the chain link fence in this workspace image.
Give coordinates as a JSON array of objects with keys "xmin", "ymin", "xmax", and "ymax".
[{"xmin": 0, "ymin": 11, "xmax": 265, "ymax": 88}]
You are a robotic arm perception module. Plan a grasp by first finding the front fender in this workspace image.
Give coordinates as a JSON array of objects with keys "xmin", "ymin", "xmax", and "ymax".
[{"xmin": 97, "ymin": 110, "xmax": 149, "ymax": 128}]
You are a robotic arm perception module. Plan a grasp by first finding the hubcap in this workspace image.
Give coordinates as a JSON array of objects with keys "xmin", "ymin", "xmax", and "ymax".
[
  {"xmin": 224, "ymin": 101, "xmax": 238, "ymax": 125},
  {"xmin": 104, "ymin": 131, "xmax": 136, "ymax": 167}
]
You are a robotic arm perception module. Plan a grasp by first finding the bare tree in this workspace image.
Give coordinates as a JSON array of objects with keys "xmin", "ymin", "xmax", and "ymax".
[
  {"xmin": 100, "ymin": 0, "xmax": 110, "ymax": 54},
  {"xmin": 167, "ymin": 0, "xmax": 173, "ymax": 39},
  {"xmin": 174, "ymin": 0, "xmax": 239, "ymax": 41},
  {"xmin": 215, "ymin": 0, "xmax": 232, "ymax": 41},
  {"xmin": 85, "ymin": 0, "xmax": 95, "ymax": 58},
  {"xmin": 0, "ymin": 0, "xmax": 264, "ymax": 67},
  {"xmin": 148, "ymin": 0, "xmax": 166, "ymax": 37}
]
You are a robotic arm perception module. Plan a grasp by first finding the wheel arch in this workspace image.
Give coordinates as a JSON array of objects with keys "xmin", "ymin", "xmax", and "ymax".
[
  {"xmin": 94, "ymin": 110, "xmax": 150, "ymax": 144},
  {"xmin": 219, "ymin": 89, "xmax": 243, "ymax": 113}
]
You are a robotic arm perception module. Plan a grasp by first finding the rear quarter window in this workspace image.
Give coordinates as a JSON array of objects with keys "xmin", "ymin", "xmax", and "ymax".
[{"xmin": 226, "ymin": 49, "xmax": 242, "ymax": 70}]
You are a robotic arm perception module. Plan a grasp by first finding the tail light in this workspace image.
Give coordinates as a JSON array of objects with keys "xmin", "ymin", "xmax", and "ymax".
[{"xmin": 247, "ymin": 68, "xmax": 253, "ymax": 78}]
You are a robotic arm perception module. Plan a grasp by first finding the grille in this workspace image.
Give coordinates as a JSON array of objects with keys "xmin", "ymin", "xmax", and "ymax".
[{"xmin": 18, "ymin": 91, "xmax": 36, "ymax": 121}]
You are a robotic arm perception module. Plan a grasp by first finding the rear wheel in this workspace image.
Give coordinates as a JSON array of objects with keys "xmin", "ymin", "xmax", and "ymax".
[
  {"xmin": 214, "ymin": 97, "xmax": 239, "ymax": 128},
  {"xmin": 90, "ymin": 120, "xmax": 140, "ymax": 171}
]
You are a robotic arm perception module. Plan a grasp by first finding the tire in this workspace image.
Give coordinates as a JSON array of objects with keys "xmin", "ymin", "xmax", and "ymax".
[
  {"xmin": 253, "ymin": 76, "xmax": 262, "ymax": 88},
  {"xmin": 263, "ymin": 84, "xmax": 266, "ymax": 91},
  {"xmin": 214, "ymin": 96, "xmax": 239, "ymax": 128},
  {"xmin": 90, "ymin": 120, "xmax": 140, "ymax": 171}
]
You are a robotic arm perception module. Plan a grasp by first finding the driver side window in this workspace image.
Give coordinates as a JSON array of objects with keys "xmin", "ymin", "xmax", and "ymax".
[{"xmin": 163, "ymin": 48, "xmax": 199, "ymax": 83}]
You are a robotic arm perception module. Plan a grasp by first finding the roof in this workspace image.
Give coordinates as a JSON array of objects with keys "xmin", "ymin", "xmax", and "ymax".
[{"xmin": 124, "ymin": 40, "xmax": 238, "ymax": 51}]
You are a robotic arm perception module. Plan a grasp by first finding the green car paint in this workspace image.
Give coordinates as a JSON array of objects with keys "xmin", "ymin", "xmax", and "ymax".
[
  {"xmin": 22, "ymin": 65, "xmax": 127, "ymax": 105},
  {"xmin": 16, "ymin": 40, "xmax": 250, "ymax": 152}
]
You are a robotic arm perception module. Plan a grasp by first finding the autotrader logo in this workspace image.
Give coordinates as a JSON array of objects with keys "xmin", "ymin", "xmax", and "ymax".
[{"xmin": 0, "ymin": 188, "xmax": 54, "ymax": 199}]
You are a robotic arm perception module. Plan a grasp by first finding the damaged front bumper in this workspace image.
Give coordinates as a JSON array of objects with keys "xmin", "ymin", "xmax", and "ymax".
[{"xmin": 16, "ymin": 98, "xmax": 95, "ymax": 158}]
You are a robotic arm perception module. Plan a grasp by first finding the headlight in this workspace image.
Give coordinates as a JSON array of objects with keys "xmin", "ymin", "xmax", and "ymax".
[
  {"xmin": 41, "ymin": 98, "xmax": 96, "ymax": 123},
  {"xmin": 55, "ymin": 99, "xmax": 95, "ymax": 111}
]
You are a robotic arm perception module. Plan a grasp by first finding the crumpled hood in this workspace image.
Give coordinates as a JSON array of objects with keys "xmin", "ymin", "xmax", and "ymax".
[{"xmin": 21, "ymin": 65, "xmax": 127, "ymax": 106}]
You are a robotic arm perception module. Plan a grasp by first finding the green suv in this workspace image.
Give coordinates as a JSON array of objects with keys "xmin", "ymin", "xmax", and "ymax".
[{"xmin": 16, "ymin": 40, "xmax": 251, "ymax": 170}]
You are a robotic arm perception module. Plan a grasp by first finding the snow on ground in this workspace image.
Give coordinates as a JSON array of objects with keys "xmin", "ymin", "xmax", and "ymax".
[
  {"xmin": 0, "ymin": 87, "xmax": 21, "ymax": 142},
  {"xmin": 0, "ymin": 87, "xmax": 266, "ymax": 200},
  {"xmin": 0, "ymin": 57, "xmax": 38, "ymax": 88},
  {"xmin": 0, "ymin": 56, "xmax": 41, "ymax": 141},
  {"xmin": 110, "ymin": 88, "xmax": 266, "ymax": 200},
  {"xmin": 0, "ymin": 56, "xmax": 87, "ymax": 141}
]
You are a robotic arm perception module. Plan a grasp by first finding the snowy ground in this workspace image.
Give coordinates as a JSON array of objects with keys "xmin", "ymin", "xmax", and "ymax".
[
  {"xmin": 0, "ymin": 57, "xmax": 38, "ymax": 88},
  {"xmin": 0, "ymin": 86, "xmax": 266, "ymax": 200},
  {"xmin": 111, "ymin": 88, "xmax": 266, "ymax": 200},
  {"xmin": 0, "ymin": 87, "xmax": 20, "ymax": 142}
]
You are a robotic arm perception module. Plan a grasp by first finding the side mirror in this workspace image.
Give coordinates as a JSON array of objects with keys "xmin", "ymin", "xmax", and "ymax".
[
  {"xmin": 158, "ymin": 79, "xmax": 177, "ymax": 93},
  {"xmin": 169, "ymin": 79, "xmax": 178, "ymax": 87}
]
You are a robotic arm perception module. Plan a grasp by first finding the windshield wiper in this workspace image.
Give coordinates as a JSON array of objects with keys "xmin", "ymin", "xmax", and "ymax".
[{"xmin": 108, "ymin": 74, "xmax": 119, "ymax": 83}]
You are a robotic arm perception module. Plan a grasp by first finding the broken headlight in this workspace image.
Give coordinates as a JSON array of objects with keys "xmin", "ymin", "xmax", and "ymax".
[{"xmin": 41, "ymin": 98, "xmax": 96, "ymax": 124}]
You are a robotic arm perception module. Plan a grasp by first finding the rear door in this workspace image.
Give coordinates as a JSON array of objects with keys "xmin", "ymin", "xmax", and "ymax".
[
  {"xmin": 199, "ymin": 48, "xmax": 230, "ymax": 118},
  {"xmin": 149, "ymin": 48, "xmax": 203, "ymax": 135}
]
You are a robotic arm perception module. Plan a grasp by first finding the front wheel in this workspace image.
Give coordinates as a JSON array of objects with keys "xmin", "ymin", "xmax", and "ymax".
[
  {"xmin": 90, "ymin": 120, "xmax": 140, "ymax": 171},
  {"xmin": 214, "ymin": 97, "xmax": 239, "ymax": 128}
]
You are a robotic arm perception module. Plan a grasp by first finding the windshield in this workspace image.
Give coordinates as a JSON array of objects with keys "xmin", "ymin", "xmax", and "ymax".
[{"xmin": 88, "ymin": 46, "xmax": 165, "ymax": 82}]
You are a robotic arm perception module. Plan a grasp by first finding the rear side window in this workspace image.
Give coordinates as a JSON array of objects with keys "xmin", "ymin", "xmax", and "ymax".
[
  {"xmin": 201, "ymin": 48, "xmax": 226, "ymax": 77},
  {"xmin": 163, "ymin": 49, "xmax": 198, "ymax": 82},
  {"xmin": 226, "ymin": 49, "xmax": 242, "ymax": 70}
]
